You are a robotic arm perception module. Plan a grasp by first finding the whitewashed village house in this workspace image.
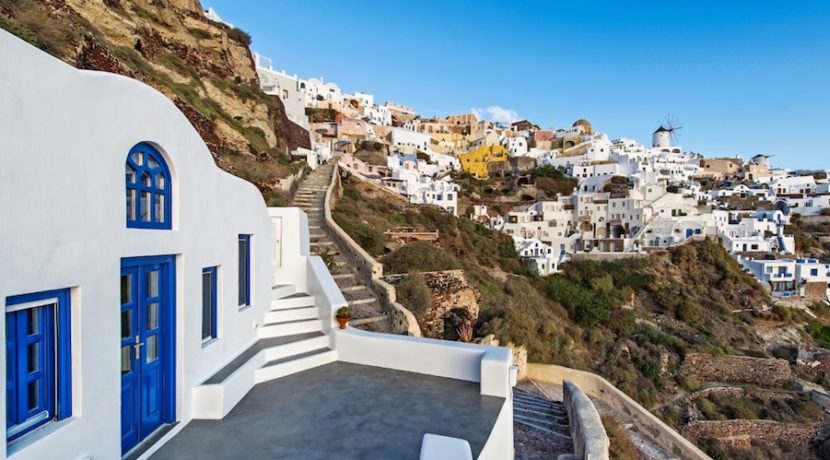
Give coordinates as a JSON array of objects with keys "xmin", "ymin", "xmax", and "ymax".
[{"xmin": 0, "ymin": 31, "xmax": 515, "ymax": 460}]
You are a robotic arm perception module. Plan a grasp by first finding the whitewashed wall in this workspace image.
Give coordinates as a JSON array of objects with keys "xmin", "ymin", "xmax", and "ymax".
[{"xmin": 0, "ymin": 31, "xmax": 272, "ymax": 460}]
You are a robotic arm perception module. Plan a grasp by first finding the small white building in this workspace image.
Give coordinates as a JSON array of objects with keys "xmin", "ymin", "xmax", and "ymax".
[
  {"xmin": 254, "ymin": 53, "xmax": 310, "ymax": 130},
  {"xmin": 514, "ymin": 238, "xmax": 559, "ymax": 276},
  {"xmin": 391, "ymin": 127, "xmax": 431, "ymax": 152},
  {"xmin": 504, "ymin": 136, "xmax": 528, "ymax": 157}
]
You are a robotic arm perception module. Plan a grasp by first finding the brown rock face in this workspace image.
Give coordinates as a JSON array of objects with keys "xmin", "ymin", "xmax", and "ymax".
[
  {"xmin": 1, "ymin": 0, "xmax": 309, "ymax": 192},
  {"xmin": 166, "ymin": 0, "xmax": 202, "ymax": 14},
  {"xmin": 386, "ymin": 270, "xmax": 480, "ymax": 339}
]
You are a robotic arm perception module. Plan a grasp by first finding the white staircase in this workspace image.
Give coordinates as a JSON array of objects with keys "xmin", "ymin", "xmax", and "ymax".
[{"xmin": 191, "ymin": 283, "xmax": 335, "ymax": 419}]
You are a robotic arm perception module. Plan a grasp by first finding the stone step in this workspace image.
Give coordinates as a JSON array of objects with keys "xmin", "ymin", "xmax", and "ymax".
[
  {"xmin": 349, "ymin": 314, "xmax": 388, "ymax": 326},
  {"xmin": 513, "ymin": 398, "xmax": 567, "ymax": 414},
  {"xmin": 513, "ymin": 405, "xmax": 568, "ymax": 422},
  {"xmin": 513, "ymin": 416, "xmax": 572, "ymax": 440},
  {"xmin": 348, "ymin": 296, "xmax": 377, "ymax": 305},
  {"xmin": 332, "ymin": 273, "xmax": 355, "ymax": 280},
  {"xmin": 513, "ymin": 411, "xmax": 569, "ymax": 429},
  {"xmin": 513, "ymin": 391, "xmax": 566, "ymax": 407}
]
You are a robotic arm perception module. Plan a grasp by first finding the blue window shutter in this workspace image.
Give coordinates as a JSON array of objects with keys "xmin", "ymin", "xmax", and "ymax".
[{"xmin": 5, "ymin": 289, "xmax": 71, "ymax": 441}]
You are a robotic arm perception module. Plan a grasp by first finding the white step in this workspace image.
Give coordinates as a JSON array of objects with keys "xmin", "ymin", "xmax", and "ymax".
[
  {"xmin": 254, "ymin": 349, "xmax": 337, "ymax": 384},
  {"xmin": 271, "ymin": 284, "xmax": 296, "ymax": 300},
  {"xmin": 257, "ymin": 319, "xmax": 323, "ymax": 338},
  {"xmin": 271, "ymin": 294, "xmax": 316, "ymax": 310},
  {"xmin": 191, "ymin": 333, "xmax": 328, "ymax": 420},
  {"xmin": 264, "ymin": 306, "xmax": 319, "ymax": 324}
]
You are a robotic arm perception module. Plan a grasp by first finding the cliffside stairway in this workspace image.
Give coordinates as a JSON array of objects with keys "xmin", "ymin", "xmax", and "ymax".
[
  {"xmin": 191, "ymin": 284, "xmax": 336, "ymax": 419},
  {"xmin": 292, "ymin": 162, "xmax": 394, "ymax": 333},
  {"xmin": 513, "ymin": 387, "xmax": 572, "ymax": 442}
]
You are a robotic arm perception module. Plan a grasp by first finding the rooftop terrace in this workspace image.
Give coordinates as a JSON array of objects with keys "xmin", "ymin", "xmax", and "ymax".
[{"xmin": 150, "ymin": 362, "xmax": 505, "ymax": 460}]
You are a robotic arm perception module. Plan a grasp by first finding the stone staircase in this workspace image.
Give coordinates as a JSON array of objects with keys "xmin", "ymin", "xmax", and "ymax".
[
  {"xmin": 292, "ymin": 162, "xmax": 394, "ymax": 333},
  {"xmin": 191, "ymin": 284, "xmax": 336, "ymax": 419},
  {"xmin": 513, "ymin": 386, "xmax": 573, "ymax": 454}
]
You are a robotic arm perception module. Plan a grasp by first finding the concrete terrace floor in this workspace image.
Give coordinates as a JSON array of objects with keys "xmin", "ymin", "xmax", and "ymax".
[{"xmin": 150, "ymin": 362, "xmax": 505, "ymax": 460}]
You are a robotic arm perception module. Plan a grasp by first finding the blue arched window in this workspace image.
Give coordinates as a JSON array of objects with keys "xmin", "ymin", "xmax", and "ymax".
[{"xmin": 126, "ymin": 143, "xmax": 171, "ymax": 229}]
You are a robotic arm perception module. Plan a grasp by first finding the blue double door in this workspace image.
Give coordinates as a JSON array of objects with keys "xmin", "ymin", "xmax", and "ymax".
[{"xmin": 120, "ymin": 256, "xmax": 175, "ymax": 454}]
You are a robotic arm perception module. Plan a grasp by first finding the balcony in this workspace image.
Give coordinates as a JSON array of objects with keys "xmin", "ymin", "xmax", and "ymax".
[{"xmin": 151, "ymin": 361, "xmax": 505, "ymax": 459}]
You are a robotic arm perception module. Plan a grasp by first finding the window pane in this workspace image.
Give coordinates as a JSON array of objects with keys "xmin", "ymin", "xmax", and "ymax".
[
  {"xmin": 27, "ymin": 342, "xmax": 39, "ymax": 373},
  {"xmin": 156, "ymin": 172, "xmax": 165, "ymax": 189},
  {"xmin": 140, "ymin": 191, "xmax": 150, "ymax": 221},
  {"xmin": 27, "ymin": 380, "xmax": 40, "ymax": 411},
  {"xmin": 121, "ymin": 345, "xmax": 132, "ymax": 375},
  {"xmin": 121, "ymin": 274, "xmax": 132, "ymax": 304},
  {"xmin": 127, "ymin": 189, "xmax": 136, "ymax": 221},
  {"xmin": 146, "ymin": 335, "xmax": 158, "ymax": 363},
  {"xmin": 121, "ymin": 310, "xmax": 132, "ymax": 339},
  {"xmin": 147, "ymin": 271, "xmax": 159, "ymax": 298},
  {"xmin": 141, "ymin": 172, "xmax": 151, "ymax": 187},
  {"xmin": 202, "ymin": 271, "xmax": 214, "ymax": 340},
  {"xmin": 126, "ymin": 164, "xmax": 136, "ymax": 183},
  {"xmin": 27, "ymin": 308, "xmax": 39, "ymax": 335},
  {"xmin": 146, "ymin": 302, "xmax": 159, "ymax": 330},
  {"xmin": 147, "ymin": 155, "xmax": 159, "ymax": 169},
  {"xmin": 238, "ymin": 239, "xmax": 248, "ymax": 306},
  {"xmin": 154, "ymin": 194, "xmax": 165, "ymax": 224},
  {"xmin": 135, "ymin": 152, "xmax": 144, "ymax": 166}
]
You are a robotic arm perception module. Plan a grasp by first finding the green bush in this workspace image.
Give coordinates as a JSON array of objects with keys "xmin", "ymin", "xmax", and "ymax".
[
  {"xmin": 396, "ymin": 273, "xmax": 432, "ymax": 316},
  {"xmin": 333, "ymin": 214, "xmax": 386, "ymax": 256},
  {"xmin": 227, "ymin": 27, "xmax": 252, "ymax": 46},
  {"xmin": 382, "ymin": 242, "xmax": 461, "ymax": 274},
  {"xmin": 806, "ymin": 323, "xmax": 830, "ymax": 348}
]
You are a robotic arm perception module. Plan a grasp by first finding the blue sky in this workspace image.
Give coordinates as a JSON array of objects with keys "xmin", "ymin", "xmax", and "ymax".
[{"xmin": 206, "ymin": 1, "xmax": 829, "ymax": 169}]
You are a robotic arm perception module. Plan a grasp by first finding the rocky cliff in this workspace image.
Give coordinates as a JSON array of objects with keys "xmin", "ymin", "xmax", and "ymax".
[{"xmin": 0, "ymin": 0, "xmax": 309, "ymax": 202}]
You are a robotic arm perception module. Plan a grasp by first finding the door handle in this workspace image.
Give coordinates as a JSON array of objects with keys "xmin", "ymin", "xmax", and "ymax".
[{"xmin": 134, "ymin": 335, "xmax": 144, "ymax": 360}]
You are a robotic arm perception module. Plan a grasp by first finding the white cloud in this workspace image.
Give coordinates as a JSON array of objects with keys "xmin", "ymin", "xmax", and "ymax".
[{"xmin": 471, "ymin": 105, "xmax": 520, "ymax": 125}]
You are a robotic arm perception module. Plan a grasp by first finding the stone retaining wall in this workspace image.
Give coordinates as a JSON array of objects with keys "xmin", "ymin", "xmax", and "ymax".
[
  {"xmin": 571, "ymin": 252, "xmax": 649, "ymax": 261},
  {"xmin": 688, "ymin": 386, "xmax": 798, "ymax": 402},
  {"xmin": 680, "ymin": 353, "xmax": 792, "ymax": 387},
  {"xmin": 563, "ymin": 380, "xmax": 610, "ymax": 460},
  {"xmin": 681, "ymin": 420, "xmax": 819, "ymax": 449},
  {"xmin": 324, "ymin": 162, "xmax": 421, "ymax": 336}
]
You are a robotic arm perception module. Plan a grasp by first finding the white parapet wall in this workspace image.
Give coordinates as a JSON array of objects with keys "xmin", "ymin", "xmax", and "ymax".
[
  {"xmin": 527, "ymin": 363, "xmax": 711, "ymax": 460},
  {"xmin": 336, "ymin": 328, "xmax": 515, "ymax": 459}
]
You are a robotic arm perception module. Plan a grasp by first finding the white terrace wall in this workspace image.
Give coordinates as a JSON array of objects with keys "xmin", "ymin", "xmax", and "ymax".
[
  {"xmin": 0, "ymin": 31, "xmax": 272, "ymax": 460},
  {"xmin": 335, "ymin": 328, "xmax": 515, "ymax": 460}
]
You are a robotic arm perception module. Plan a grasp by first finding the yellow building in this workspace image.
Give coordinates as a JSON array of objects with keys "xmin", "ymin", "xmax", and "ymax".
[{"xmin": 458, "ymin": 145, "xmax": 508, "ymax": 179}]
